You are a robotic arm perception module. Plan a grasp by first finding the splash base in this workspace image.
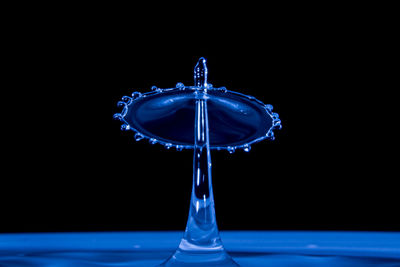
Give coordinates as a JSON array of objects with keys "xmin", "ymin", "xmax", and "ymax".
[{"xmin": 158, "ymin": 248, "xmax": 239, "ymax": 266}]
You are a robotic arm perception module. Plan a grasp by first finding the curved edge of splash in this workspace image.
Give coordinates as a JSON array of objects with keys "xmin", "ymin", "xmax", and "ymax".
[{"xmin": 113, "ymin": 83, "xmax": 282, "ymax": 153}]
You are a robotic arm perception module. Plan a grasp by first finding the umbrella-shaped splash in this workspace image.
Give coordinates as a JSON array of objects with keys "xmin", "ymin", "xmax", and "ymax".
[{"xmin": 114, "ymin": 57, "xmax": 281, "ymax": 266}]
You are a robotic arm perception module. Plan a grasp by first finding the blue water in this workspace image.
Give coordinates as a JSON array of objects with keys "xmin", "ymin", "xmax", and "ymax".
[{"xmin": 1, "ymin": 231, "xmax": 399, "ymax": 266}]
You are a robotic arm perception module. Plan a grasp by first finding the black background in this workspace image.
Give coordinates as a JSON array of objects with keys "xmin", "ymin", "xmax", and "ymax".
[{"xmin": 2, "ymin": 7, "xmax": 397, "ymax": 233}]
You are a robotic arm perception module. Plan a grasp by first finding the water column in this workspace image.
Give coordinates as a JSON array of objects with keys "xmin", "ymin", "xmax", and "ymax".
[
  {"xmin": 179, "ymin": 58, "xmax": 222, "ymax": 251},
  {"xmin": 160, "ymin": 58, "xmax": 239, "ymax": 266}
]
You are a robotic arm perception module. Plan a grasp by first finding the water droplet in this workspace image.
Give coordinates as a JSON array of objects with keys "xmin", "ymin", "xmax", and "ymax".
[
  {"xmin": 176, "ymin": 145, "xmax": 184, "ymax": 151},
  {"xmin": 176, "ymin": 82, "xmax": 185, "ymax": 89},
  {"xmin": 165, "ymin": 143, "xmax": 173, "ymax": 149},
  {"xmin": 122, "ymin": 96, "xmax": 132, "ymax": 102},
  {"xmin": 272, "ymin": 112, "xmax": 280, "ymax": 120},
  {"xmin": 219, "ymin": 87, "xmax": 227, "ymax": 93},
  {"xmin": 207, "ymin": 83, "xmax": 213, "ymax": 89},
  {"xmin": 266, "ymin": 130, "xmax": 275, "ymax": 140},
  {"xmin": 121, "ymin": 124, "xmax": 130, "ymax": 131},
  {"xmin": 265, "ymin": 104, "xmax": 274, "ymax": 111},
  {"xmin": 273, "ymin": 119, "xmax": 282, "ymax": 130},
  {"xmin": 135, "ymin": 133, "xmax": 144, "ymax": 141},
  {"xmin": 113, "ymin": 113, "xmax": 122, "ymax": 120},
  {"xmin": 149, "ymin": 138, "xmax": 157, "ymax": 145},
  {"xmin": 132, "ymin": 92, "xmax": 142, "ymax": 99},
  {"xmin": 243, "ymin": 145, "xmax": 251, "ymax": 152},
  {"xmin": 273, "ymin": 119, "xmax": 281, "ymax": 126},
  {"xmin": 117, "ymin": 101, "xmax": 126, "ymax": 107},
  {"xmin": 151, "ymin": 86, "xmax": 158, "ymax": 91},
  {"xmin": 227, "ymin": 147, "xmax": 235, "ymax": 154}
]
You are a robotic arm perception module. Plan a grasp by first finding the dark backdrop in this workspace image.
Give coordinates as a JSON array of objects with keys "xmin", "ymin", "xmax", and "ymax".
[{"xmin": 2, "ymin": 11, "xmax": 396, "ymax": 233}]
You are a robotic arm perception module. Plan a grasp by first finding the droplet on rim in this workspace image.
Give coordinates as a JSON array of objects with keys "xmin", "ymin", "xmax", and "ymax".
[
  {"xmin": 132, "ymin": 92, "xmax": 142, "ymax": 99},
  {"xmin": 135, "ymin": 133, "xmax": 144, "ymax": 141},
  {"xmin": 243, "ymin": 145, "xmax": 251, "ymax": 152},
  {"xmin": 165, "ymin": 143, "xmax": 173, "ymax": 149},
  {"xmin": 176, "ymin": 145, "xmax": 184, "ymax": 151},
  {"xmin": 117, "ymin": 101, "xmax": 126, "ymax": 107},
  {"xmin": 265, "ymin": 104, "xmax": 274, "ymax": 111},
  {"xmin": 176, "ymin": 82, "xmax": 185, "ymax": 89},
  {"xmin": 227, "ymin": 147, "xmax": 235, "ymax": 154},
  {"xmin": 273, "ymin": 119, "xmax": 282, "ymax": 130},
  {"xmin": 272, "ymin": 112, "xmax": 280, "ymax": 120},
  {"xmin": 121, "ymin": 124, "xmax": 130, "ymax": 131},
  {"xmin": 266, "ymin": 130, "xmax": 275, "ymax": 140},
  {"xmin": 149, "ymin": 138, "xmax": 157, "ymax": 144},
  {"xmin": 122, "ymin": 96, "xmax": 132, "ymax": 102},
  {"xmin": 113, "ymin": 113, "xmax": 122, "ymax": 120}
]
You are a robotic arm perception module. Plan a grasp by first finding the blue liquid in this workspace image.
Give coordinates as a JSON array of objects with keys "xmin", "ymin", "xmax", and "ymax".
[{"xmin": 1, "ymin": 231, "xmax": 399, "ymax": 266}]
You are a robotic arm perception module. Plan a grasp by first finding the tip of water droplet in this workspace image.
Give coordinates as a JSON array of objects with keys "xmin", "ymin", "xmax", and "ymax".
[
  {"xmin": 176, "ymin": 145, "xmax": 184, "ymax": 151},
  {"xmin": 227, "ymin": 147, "xmax": 235, "ymax": 154},
  {"xmin": 194, "ymin": 57, "xmax": 208, "ymax": 88}
]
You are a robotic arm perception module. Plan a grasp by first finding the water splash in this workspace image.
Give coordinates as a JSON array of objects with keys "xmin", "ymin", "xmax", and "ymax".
[
  {"xmin": 113, "ymin": 58, "xmax": 281, "ymax": 153},
  {"xmin": 114, "ymin": 57, "xmax": 281, "ymax": 267},
  {"xmin": 114, "ymin": 87, "xmax": 282, "ymax": 152}
]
